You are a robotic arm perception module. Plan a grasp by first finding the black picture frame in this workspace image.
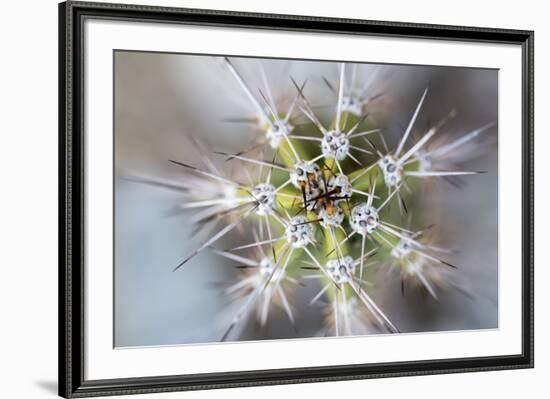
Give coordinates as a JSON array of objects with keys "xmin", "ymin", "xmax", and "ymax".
[{"xmin": 59, "ymin": 1, "xmax": 534, "ymax": 397}]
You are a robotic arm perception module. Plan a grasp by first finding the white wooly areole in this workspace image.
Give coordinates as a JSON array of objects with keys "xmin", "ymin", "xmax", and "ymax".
[
  {"xmin": 326, "ymin": 256, "xmax": 356, "ymax": 285},
  {"xmin": 319, "ymin": 206, "xmax": 345, "ymax": 229},
  {"xmin": 350, "ymin": 203, "xmax": 380, "ymax": 235},
  {"xmin": 251, "ymin": 183, "xmax": 276, "ymax": 216},
  {"xmin": 223, "ymin": 57, "xmax": 302, "ymax": 152},
  {"xmin": 412, "ymin": 121, "xmax": 497, "ymax": 174},
  {"xmin": 123, "ymin": 144, "xmax": 242, "ymax": 227},
  {"xmin": 289, "ymin": 161, "xmax": 323, "ymax": 200},
  {"xmin": 303, "ymin": 251, "xmax": 399, "ymax": 335},
  {"xmin": 345, "ymin": 180, "xmax": 406, "ymax": 280},
  {"xmin": 285, "ymin": 215, "xmax": 315, "ymax": 249},
  {"xmin": 340, "ymin": 93, "xmax": 364, "ymax": 116},
  {"xmin": 326, "ymin": 63, "xmax": 385, "ymax": 117},
  {"xmin": 321, "ymin": 130, "xmax": 350, "ymax": 161},
  {"xmin": 327, "ymin": 173, "xmax": 353, "ymax": 203},
  {"xmin": 289, "ymin": 64, "xmax": 380, "ymax": 174},
  {"xmin": 265, "ymin": 120, "xmax": 294, "ymax": 149},
  {"xmin": 389, "ymin": 230, "xmax": 457, "ymax": 299},
  {"xmin": 378, "ymin": 154, "xmax": 403, "ymax": 187},
  {"xmin": 212, "ymin": 245, "xmax": 298, "ymax": 334}
]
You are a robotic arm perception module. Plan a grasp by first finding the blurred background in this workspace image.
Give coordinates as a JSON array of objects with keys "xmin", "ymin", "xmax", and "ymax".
[{"xmin": 114, "ymin": 51, "xmax": 498, "ymax": 347}]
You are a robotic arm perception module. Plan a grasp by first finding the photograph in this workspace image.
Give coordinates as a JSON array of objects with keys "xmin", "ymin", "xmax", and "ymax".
[{"xmin": 114, "ymin": 52, "xmax": 499, "ymax": 347}]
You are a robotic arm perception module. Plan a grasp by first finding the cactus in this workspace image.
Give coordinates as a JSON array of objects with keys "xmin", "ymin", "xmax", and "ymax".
[{"xmin": 126, "ymin": 56, "xmax": 496, "ymax": 342}]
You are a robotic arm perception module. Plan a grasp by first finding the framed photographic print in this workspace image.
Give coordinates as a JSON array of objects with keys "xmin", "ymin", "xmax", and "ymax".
[{"xmin": 59, "ymin": 1, "xmax": 534, "ymax": 397}]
